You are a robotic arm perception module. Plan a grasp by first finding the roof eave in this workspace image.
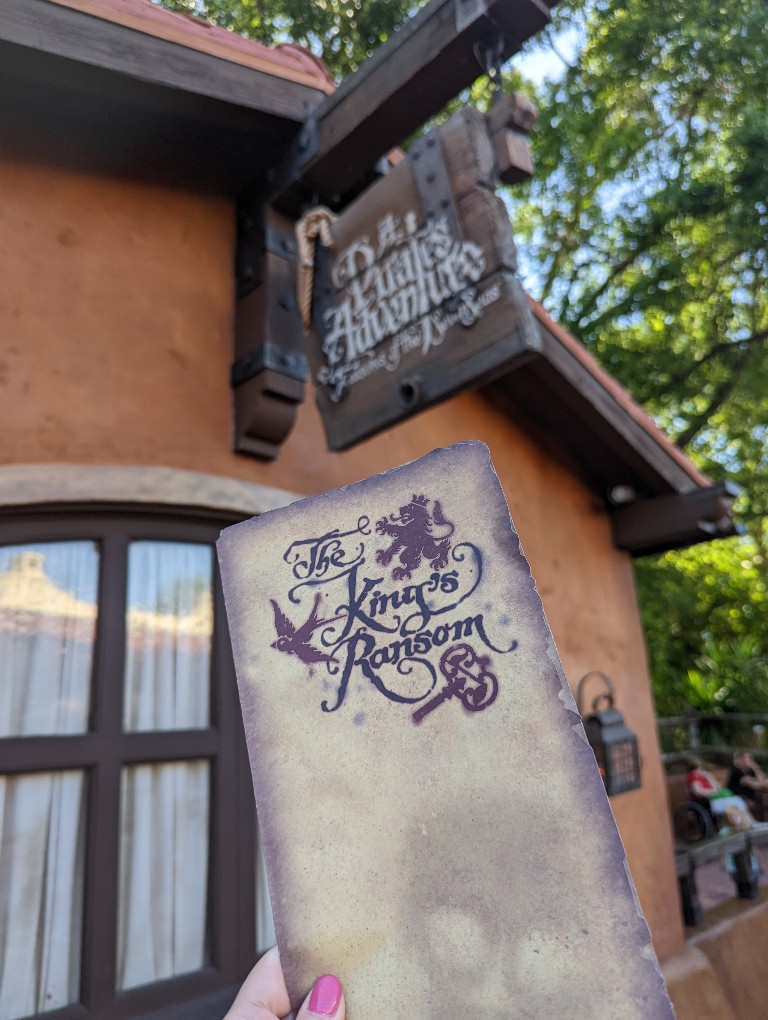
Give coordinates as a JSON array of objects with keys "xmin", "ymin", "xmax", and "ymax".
[
  {"xmin": 0, "ymin": 0, "xmax": 329, "ymax": 194},
  {"xmin": 611, "ymin": 482, "xmax": 743, "ymax": 558},
  {"xmin": 489, "ymin": 300, "xmax": 739, "ymax": 556}
]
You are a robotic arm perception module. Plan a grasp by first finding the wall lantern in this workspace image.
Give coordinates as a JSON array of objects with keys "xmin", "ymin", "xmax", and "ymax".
[{"xmin": 576, "ymin": 671, "xmax": 642, "ymax": 797}]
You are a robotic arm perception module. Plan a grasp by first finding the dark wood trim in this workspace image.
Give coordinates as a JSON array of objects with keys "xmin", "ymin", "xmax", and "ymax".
[
  {"xmin": 486, "ymin": 310, "xmax": 735, "ymax": 523},
  {"xmin": 236, "ymin": 720, "xmax": 258, "ymax": 970},
  {"xmin": 141, "ymin": 984, "xmax": 240, "ymax": 1020},
  {"xmin": 27, "ymin": 972, "xmax": 239, "ymax": 1020},
  {"xmin": 92, "ymin": 532, "xmax": 128, "ymax": 744},
  {"xmin": 0, "ymin": 730, "xmax": 221, "ymax": 771},
  {"xmin": 533, "ymin": 320, "xmax": 702, "ymax": 495},
  {"xmin": 81, "ymin": 755, "xmax": 123, "ymax": 1009},
  {"xmin": 0, "ymin": 735, "xmax": 106, "ymax": 772},
  {"xmin": 209, "ymin": 556, "xmax": 257, "ymax": 978},
  {"xmin": 121, "ymin": 729, "xmax": 222, "ymax": 762},
  {"xmin": 0, "ymin": 0, "xmax": 323, "ymax": 124},
  {"xmin": 0, "ymin": 10, "xmax": 307, "ymax": 192},
  {"xmin": 0, "ymin": 0, "xmax": 564, "ymax": 208},
  {"xmin": 16, "ymin": 1004, "xmax": 90, "ymax": 1020},
  {"xmin": 611, "ymin": 483, "xmax": 741, "ymax": 557},
  {"xmin": 0, "ymin": 510, "xmax": 239, "ymax": 542},
  {"xmin": 488, "ymin": 347, "xmax": 739, "ymax": 555},
  {"xmin": 288, "ymin": 0, "xmax": 553, "ymax": 198},
  {"xmin": 0, "ymin": 80, "xmax": 281, "ymax": 195},
  {"xmin": 80, "ymin": 531, "xmax": 126, "ymax": 1008},
  {"xmin": 111, "ymin": 968, "xmax": 237, "ymax": 1020},
  {"xmin": 1, "ymin": 0, "xmax": 557, "ymax": 203}
]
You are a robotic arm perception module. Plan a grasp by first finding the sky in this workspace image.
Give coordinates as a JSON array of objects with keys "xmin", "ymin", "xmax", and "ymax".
[{"xmin": 512, "ymin": 25, "xmax": 581, "ymax": 88}]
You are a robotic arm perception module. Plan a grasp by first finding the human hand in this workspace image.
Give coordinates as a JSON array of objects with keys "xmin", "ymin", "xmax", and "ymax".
[{"xmin": 224, "ymin": 947, "xmax": 345, "ymax": 1020}]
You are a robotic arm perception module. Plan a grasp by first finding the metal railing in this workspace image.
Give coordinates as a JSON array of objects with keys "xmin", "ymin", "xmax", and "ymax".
[{"xmin": 657, "ymin": 712, "xmax": 768, "ymax": 771}]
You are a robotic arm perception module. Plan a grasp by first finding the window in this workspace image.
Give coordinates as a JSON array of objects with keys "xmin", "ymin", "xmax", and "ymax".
[{"xmin": 0, "ymin": 511, "xmax": 268, "ymax": 1019}]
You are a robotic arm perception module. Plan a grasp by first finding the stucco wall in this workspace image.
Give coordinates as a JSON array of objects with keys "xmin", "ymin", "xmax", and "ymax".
[{"xmin": 0, "ymin": 154, "xmax": 683, "ymax": 960}]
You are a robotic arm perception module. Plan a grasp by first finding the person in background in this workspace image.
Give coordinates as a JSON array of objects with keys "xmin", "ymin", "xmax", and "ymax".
[
  {"xmin": 224, "ymin": 948, "xmax": 344, "ymax": 1020},
  {"xmin": 685, "ymin": 756, "xmax": 753, "ymax": 827},
  {"xmin": 728, "ymin": 750, "xmax": 768, "ymax": 822}
]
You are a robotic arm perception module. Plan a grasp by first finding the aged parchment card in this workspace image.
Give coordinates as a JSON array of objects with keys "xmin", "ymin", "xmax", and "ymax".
[{"xmin": 217, "ymin": 442, "xmax": 673, "ymax": 1019}]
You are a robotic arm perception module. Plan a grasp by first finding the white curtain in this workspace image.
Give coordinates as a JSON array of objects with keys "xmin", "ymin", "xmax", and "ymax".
[
  {"xmin": 121, "ymin": 542, "xmax": 277, "ymax": 964},
  {"xmin": 118, "ymin": 761, "xmax": 209, "ymax": 990},
  {"xmin": 123, "ymin": 542, "xmax": 212, "ymax": 732},
  {"xmin": 118, "ymin": 542, "xmax": 213, "ymax": 989},
  {"xmin": 0, "ymin": 541, "xmax": 96, "ymax": 1019},
  {"xmin": 0, "ymin": 771, "xmax": 86, "ymax": 1018}
]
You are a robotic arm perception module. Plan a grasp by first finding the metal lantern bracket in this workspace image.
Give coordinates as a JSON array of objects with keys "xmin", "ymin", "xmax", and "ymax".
[
  {"xmin": 577, "ymin": 671, "xmax": 642, "ymax": 797},
  {"xmin": 576, "ymin": 670, "xmax": 615, "ymax": 717}
]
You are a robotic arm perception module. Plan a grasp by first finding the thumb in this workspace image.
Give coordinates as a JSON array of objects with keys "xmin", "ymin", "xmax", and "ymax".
[{"xmin": 295, "ymin": 974, "xmax": 345, "ymax": 1020}]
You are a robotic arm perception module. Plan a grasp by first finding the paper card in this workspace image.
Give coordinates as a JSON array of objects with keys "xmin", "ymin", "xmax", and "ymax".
[{"xmin": 217, "ymin": 441, "xmax": 673, "ymax": 1019}]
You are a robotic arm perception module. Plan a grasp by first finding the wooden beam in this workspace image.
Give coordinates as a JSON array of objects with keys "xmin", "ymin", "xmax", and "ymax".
[
  {"xmin": 611, "ymin": 483, "xmax": 741, "ymax": 557},
  {"xmin": 289, "ymin": 0, "xmax": 555, "ymax": 198},
  {"xmin": 1, "ymin": 0, "xmax": 556, "ymax": 202},
  {"xmin": 491, "ymin": 330, "xmax": 706, "ymax": 501},
  {"xmin": 488, "ymin": 317, "xmax": 742, "ymax": 542},
  {"xmin": 487, "ymin": 91, "xmax": 537, "ymax": 184},
  {"xmin": 531, "ymin": 311, "xmax": 708, "ymax": 496},
  {"xmin": 0, "ymin": 0, "xmax": 324, "ymax": 126},
  {"xmin": 0, "ymin": 48, "xmax": 299, "ymax": 192},
  {"xmin": 0, "ymin": 0, "xmax": 325, "ymax": 192}
]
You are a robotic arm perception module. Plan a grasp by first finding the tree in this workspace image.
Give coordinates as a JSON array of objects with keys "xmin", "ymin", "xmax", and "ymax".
[
  {"xmin": 509, "ymin": 0, "xmax": 768, "ymax": 723},
  {"xmin": 156, "ymin": 0, "xmax": 418, "ymax": 78},
  {"xmin": 636, "ymin": 540, "xmax": 768, "ymax": 718},
  {"xmin": 512, "ymin": 0, "xmax": 768, "ymax": 463}
]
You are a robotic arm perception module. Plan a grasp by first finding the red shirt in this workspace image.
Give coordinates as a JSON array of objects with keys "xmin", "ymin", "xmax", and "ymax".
[{"xmin": 687, "ymin": 768, "xmax": 717, "ymax": 797}]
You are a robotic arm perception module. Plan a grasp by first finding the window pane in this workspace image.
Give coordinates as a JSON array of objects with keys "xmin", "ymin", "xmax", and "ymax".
[
  {"xmin": 124, "ymin": 542, "xmax": 213, "ymax": 732},
  {"xmin": 0, "ymin": 542, "xmax": 98, "ymax": 736},
  {"xmin": 0, "ymin": 771, "xmax": 86, "ymax": 1017},
  {"xmin": 118, "ymin": 761, "xmax": 210, "ymax": 990}
]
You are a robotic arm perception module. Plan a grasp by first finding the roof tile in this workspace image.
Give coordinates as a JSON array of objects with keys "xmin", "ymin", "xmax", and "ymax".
[{"xmin": 46, "ymin": 0, "xmax": 335, "ymax": 91}]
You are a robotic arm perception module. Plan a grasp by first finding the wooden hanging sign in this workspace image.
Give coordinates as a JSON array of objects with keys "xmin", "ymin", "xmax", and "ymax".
[{"xmin": 301, "ymin": 96, "xmax": 541, "ymax": 451}]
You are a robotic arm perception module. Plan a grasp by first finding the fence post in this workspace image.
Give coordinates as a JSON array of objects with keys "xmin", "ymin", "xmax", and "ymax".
[{"xmin": 689, "ymin": 717, "xmax": 700, "ymax": 751}]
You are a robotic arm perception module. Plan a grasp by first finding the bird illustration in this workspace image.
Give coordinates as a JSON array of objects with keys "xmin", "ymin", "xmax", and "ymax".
[{"xmin": 270, "ymin": 592, "xmax": 342, "ymax": 666}]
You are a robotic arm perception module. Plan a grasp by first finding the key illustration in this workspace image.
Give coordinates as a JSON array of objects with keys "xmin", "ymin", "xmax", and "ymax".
[{"xmin": 412, "ymin": 642, "xmax": 498, "ymax": 724}]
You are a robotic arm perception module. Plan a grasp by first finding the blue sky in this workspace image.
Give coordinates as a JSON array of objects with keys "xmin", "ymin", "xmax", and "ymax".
[{"xmin": 512, "ymin": 25, "xmax": 581, "ymax": 87}]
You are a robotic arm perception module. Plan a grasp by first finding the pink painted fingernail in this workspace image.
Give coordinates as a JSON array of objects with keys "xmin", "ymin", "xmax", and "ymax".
[{"xmin": 308, "ymin": 974, "xmax": 342, "ymax": 1016}]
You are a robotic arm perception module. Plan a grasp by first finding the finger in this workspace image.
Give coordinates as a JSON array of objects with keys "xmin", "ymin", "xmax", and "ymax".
[
  {"xmin": 295, "ymin": 974, "xmax": 345, "ymax": 1020},
  {"xmin": 224, "ymin": 946, "xmax": 292, "ymax": 1020}
]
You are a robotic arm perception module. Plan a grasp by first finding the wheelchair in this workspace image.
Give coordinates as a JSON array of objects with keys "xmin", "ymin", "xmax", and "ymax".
[{"xmin": 673, "ymin": 799, "xmax": 717, "ymax": 843}]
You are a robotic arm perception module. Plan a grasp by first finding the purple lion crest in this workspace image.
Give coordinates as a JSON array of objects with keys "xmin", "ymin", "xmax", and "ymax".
[{"xmin": 375, "ymin": 494, "xmax": 455, "ymax": 581}]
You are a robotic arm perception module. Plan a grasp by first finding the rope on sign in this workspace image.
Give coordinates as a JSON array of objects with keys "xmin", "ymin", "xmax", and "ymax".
[{"xmin": 295, "ymin": 206, "xmax": 337, "ymax": 330}]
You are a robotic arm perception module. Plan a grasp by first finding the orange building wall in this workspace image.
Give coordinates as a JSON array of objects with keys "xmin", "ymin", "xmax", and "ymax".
[{"xmin": 0, "ymin": 155, "xmax": 683, "ymax": 959}]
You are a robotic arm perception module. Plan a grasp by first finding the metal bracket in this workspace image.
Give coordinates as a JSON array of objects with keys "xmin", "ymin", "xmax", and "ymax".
[
  {"xmin": 408, "ymin": 129, "xmax": 460, "ymax": 238},
  {"xmin": 265, "ymin": 224, "xmax": 297, "ymax": 260},
  {"xmin": 270, "ymin": 113, "xmax": 321, "ymax": 211},
  {"xmin": 235, "ymin": 201, "xmax": 264, "ymax": 300},
  {"xmin": 474, "ymin": 32, "xmax": 507, "ymax": 104},
  {"xmin": 231, "ymin": 341, "xmax": 309, "ymax": 389},
  {"xmin": 236, "ymin": 198, "xmax": 298, "ymax": 300},
  {"xmin": 296, "ymin": 115, "xmax": 319, "ymax": 167}
]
